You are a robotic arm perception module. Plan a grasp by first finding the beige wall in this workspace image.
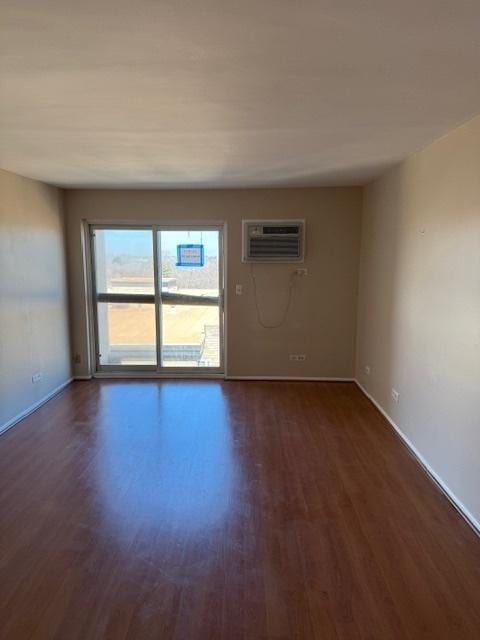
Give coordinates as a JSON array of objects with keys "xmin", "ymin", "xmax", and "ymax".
[
  {"xmin": 0, "ymin": 169, "xmax": 71, "ymax": 431},
  {"xmin": 65, "ymin": 188, "xmax": 362, "ymax": 378},
  {"xmin": 356, "ymin": 115, "xmax": 480, "ymax": 526}
]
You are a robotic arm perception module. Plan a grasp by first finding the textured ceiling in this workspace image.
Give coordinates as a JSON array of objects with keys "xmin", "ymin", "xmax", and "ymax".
[{"xmin": 1, "ymin": 1, "xmax": 480, "ymax": 188}]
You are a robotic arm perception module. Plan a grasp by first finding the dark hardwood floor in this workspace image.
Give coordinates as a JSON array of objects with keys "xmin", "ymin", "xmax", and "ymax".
[{"xmin": 1, "ymin": 380, "xmax": 479, "ymax": 639}]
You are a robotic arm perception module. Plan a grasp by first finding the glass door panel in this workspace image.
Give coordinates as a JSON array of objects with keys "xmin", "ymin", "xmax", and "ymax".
[
  {"xmin": 159, "ymin": 230, "xmax": 221, "ymax": 369},
  {"xmin": 162, "ymin": 304, "xmax": 220, "ymax": 367},
  {"xmin": 97, "ymin": 302, "xmax": 157, "ymax": 366},
  {"xmin": 92, "ymin": 228, "xmax": 157, "ymax": 368},
  {"xmin": 91, "ymin": 226, "xmax": 223, "ymax": 372},
  {"xmin": 93, "ymin": 228, "xmax": 154, "ymax": 295}
]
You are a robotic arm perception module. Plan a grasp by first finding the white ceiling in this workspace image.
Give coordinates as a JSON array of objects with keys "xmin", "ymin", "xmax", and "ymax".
[{"xmin": 1, "ymin": 1, "xmax": 480, "ymax": 188}]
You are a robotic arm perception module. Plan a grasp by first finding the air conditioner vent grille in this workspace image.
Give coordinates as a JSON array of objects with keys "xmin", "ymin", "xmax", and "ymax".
[
  {"xmin": 242, "ymin": 220, "xmax": 305, "ymax": 262},
  {"xmin": 249, "ymin": 238, "xmax": 300, "ymax": 257}
]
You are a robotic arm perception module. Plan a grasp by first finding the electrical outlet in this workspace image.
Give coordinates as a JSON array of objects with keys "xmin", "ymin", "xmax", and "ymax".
[
  {"xmin": 235, "ymin": 284, "xmax": 243, "ymax": 295},
  {"xmin": 73, "ymin": 353, "xmax": 81, "ymax": 364},
  {"xmin": 289, "ymin": 354, "xmax": 306, "ymax": 361},
  {"xmin": 32, "ymin": 372, "xmax": 42, "ymax": 384},
  {"xmin": 364, "ymin": 365, "xmax": 371, "ymax": 375},
  {"xmin": 295, "ymin": 268, "xmax": 308, "ymax": 276},
  {"xmin": 391, "ymin": 388, "xmax": 399, "ymax": 402}
]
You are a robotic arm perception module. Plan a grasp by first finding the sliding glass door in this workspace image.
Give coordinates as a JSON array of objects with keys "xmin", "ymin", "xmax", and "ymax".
[
  {"xmin": 90, "ymin": 225, "xmax": 223, "ymax": 374},
  {"xmin": 91, "ymin": 228, "xmax": 157, "ymax": 369},
  {"xmin": 159, "ymin": 230, "xmax": 221, "ymax": 368}
]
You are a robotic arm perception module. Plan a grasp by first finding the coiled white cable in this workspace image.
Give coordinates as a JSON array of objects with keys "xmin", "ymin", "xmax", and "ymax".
[{"xmin": 250, "ymin": 263, "xmax": 297, "ymax": 329}]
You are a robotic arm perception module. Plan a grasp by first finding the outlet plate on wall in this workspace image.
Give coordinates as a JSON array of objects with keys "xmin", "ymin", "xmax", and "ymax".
[{"xmin": 32, "ymin": 372, "xmax": 42, "ymax": 384}]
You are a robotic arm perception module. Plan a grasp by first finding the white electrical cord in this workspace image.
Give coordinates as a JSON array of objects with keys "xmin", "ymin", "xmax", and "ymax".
[{"xmin": 250, "ymin": 263, "xmax": 297, "ymax": 329}]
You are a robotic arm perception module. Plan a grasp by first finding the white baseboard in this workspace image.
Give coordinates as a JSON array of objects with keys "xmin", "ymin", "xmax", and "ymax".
[
  {"xmin": 226, "ymin": 376, "xmax": 354, "ymax": 382},
  {"xmin": 355, "ymin": 380, "xmax": 480, "ymax": 537},
  {"xmin": 74, "ymin": 375, "xmax": 93, "ymax": 380},
  {"xmin": 0, "ymin": 377, "xmax": 73, "ymax": 438}
]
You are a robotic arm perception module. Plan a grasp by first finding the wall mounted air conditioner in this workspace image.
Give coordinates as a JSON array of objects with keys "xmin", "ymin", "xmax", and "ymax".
[{"xmin": 242, "ymin": 219, "xmax": 305, "ymax": 262}]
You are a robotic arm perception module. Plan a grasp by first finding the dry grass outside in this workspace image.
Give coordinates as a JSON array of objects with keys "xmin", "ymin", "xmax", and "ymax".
[{"xmin": 107, "ymin": 303, "xmax": 218, "ymax": 345}]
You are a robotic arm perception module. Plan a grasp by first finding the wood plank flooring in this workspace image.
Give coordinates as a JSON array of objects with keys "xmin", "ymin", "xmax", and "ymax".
[{"xmin": 0, "ymin": 380, "xmax": 479, "ymax": 639}]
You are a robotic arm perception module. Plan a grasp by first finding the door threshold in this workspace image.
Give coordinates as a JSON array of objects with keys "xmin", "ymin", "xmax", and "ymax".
[{"xmin": 93, "ymin": 372, "xmax": 225, "ymax": 380}]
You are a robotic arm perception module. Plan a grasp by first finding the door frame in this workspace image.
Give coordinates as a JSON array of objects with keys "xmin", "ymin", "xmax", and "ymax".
[{"xmin": 84, "ymin": 220, "xmax": 227, "ymax": 378}]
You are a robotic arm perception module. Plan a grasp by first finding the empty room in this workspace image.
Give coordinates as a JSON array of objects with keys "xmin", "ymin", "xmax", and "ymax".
[{"xmin": 1, "ymin": 2, "xmax": 480, "ymax": 638}]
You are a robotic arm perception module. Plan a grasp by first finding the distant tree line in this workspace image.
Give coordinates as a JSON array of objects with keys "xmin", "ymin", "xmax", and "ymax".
[{"xmin": 108, "ymin": 254, "xmax": 218, "ymax": 289}]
